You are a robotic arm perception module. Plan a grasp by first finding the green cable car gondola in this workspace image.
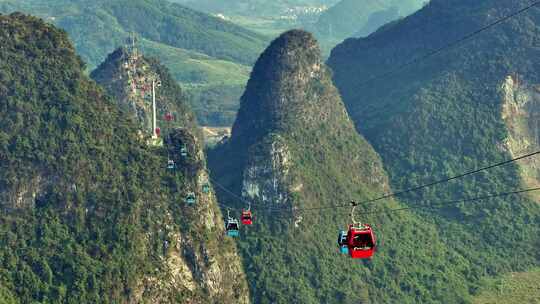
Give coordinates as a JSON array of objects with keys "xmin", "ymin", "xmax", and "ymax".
[
  {"xmin": 185, "ymin": 192, "xmax": 196, "ymax": 205},
  {"xmin": 180, "ymin": 145, "xmax": 188, "ymax": 157},
  {"xmin": 202, "ymin": 183, "xmax": 210, "ymax": 194},
  {"xmin": 225, "ymin": 210, "xmax": 239, "ymax": 237}
]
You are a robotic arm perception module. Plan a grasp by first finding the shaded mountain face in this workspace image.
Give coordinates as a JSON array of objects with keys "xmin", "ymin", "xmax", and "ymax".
[
  {"xmin": 329, "ymin": 0, "xmax": 540, "ymax": 295},
  {"xmin": 313, "ymin": 0, "xmax": 425, "ymax": 43},
  {"xmin": 209, "ymin": 30, "xmax": 478, "ymax": 303},
  {"xmin": 0, "ymin": 13, "xmax": 249, "ymax": 303}
]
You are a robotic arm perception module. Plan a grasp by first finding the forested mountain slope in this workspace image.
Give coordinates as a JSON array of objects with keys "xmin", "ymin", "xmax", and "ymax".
[
  {"xmin": 0, "ymin": 0, "xmax": 268, "ymax": 126},
  {"xmin": 328, "ymin": 0, "xmax": 540, "ymax": 296},
  {"xmin": 313, "ymin": 0, "xmax": 426, "ymax": 48},
  {"xmin": 208, "ymin": 30, "xmax": 488, "ymax": 303},
  {"xmin": 0, "ymin": 13, "xmax": 249, "ymax": 303}
]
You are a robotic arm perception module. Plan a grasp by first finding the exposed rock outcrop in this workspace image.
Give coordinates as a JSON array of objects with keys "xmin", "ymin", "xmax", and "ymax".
[
  {"xmin": 242, "ymin": 134, "xmax": 293, "ymax": 206},
  {"xmin": 91, "ymin": 47, "xmax": 198, "ymax": 139},
  {"xmin": 501, "ymin": 74, "xmax": 540, "ymax": 200},
  {"xmin": 138, "ymin": 129, "xmax": 250, "ymax": 303}
]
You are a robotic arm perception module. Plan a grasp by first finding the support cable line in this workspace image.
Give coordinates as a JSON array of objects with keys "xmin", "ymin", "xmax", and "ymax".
[
  {"xmin": 207, "ymin": 175, "xmax": 251, "ymax": 210},
  {"xmin": 281, "ymin": 150, "xmax": 540, "ymax": 212},
  {"xmin": 202, "ymin": 2, "xmax": 540, "ymax": 215},
  {"xmin": 293, "ymin": 187, "xmax": 540, "ymax": 216},
  {"xmin": 209, "ymin": 151, "xmax": 539, "ymax": 213},
  {"xmin": 363, "ymin": 187, "xmax": 540, "ymax": 216},
  {"xmin": 213, "ymin": 186, "xmax": 540, "ymax": 218},
  {"xmin": 356, "ymin": 0, "xmax": 540, "ymax": 88}
]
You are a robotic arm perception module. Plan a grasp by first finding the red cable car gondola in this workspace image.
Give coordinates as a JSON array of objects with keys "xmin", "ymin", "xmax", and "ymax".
[
  {"xmin": 241, "ymin": 203, "xmax": 253, "ymax": 225},
  {"xmin": 343, "ymin": 202, "xmax": 376, "ymax": 259},
  {"xmin": 347, "ymin": 224, "xmax": 376, "ymax": 259},
  {"xmin": 241, "ymin": 209, "xmax": 252, "ymax": 225}
]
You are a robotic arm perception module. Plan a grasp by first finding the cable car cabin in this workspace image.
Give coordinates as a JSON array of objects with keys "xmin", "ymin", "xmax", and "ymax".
[
  {"xmin": 338, "ymin": 230, "xmax": 349, "ymax": 254},
  {"xmin": 202, "ymin": 183, "xmax": 210, "ymax": 194},
  {"xmin": 180, "ymin": 146, "xmax": 188, "ymax": 157},
  {"xmin": 347, "ymin": 224, "xmax": 376, "ymax": 259},
  {"xmin": 185, "ymin": 192, "xmax": 196, "ymax": 205},
  {"xmin": 241, "ymin": 210, "xmax": 252, "ymax": 225},
  {"xmin": 167, "ymin": 160, "xmax": 175, "ymax": 169},
  {"xmin": 226, "ymin": 219, "xmax": 240, "ymax": 237}
]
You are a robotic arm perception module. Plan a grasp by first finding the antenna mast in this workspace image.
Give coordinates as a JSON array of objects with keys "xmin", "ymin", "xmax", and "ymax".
[{"xmin": 152, "ymin": 79, "xmax": 157, "ymax": 139}]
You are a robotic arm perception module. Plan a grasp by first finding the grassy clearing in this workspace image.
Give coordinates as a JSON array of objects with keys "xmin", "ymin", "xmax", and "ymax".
[
  {"xmin": 474, "ymin": 269, "xmax": 540, "ymax": 304},
  {"xmin": 141, "ymin": 39, "xmax": 251, "ymax": 86}
]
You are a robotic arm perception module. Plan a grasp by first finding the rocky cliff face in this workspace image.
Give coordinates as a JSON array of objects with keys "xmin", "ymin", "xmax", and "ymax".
[
  {"xmin": 501, "ymin": 75, "xmax": 540, "ymax": 200},
  {"xmin": 241, "ymin": 134, "xmax": 293, "ymax": 207},
  {"xmin": 0, "ymin": 13, "xmax": 248, "ymax": 303},
  {"xmin": 91, "ymin": 47, "xmax": 198, "ymax": 139},
  {"xmin": 93, "ymin": 48, "xmax": 156, "ymax": 132},
  {"xmin": 0, "ymin": 174, "xmax": 49, "ymax": 210},
  {"xmin": 135, "ymin": 128, "xmax": 250, "ymax": 303}
]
